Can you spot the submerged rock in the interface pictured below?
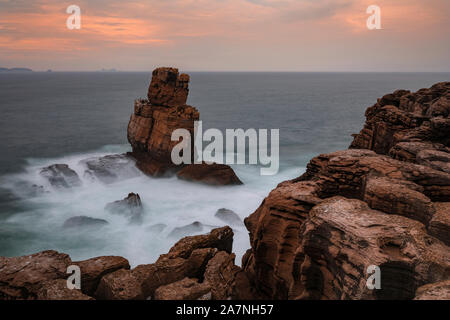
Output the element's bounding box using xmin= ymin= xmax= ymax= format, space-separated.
xmin=105 ymin=193 xmax=143 ymax=224
xmin=215 ymin=208 xmax=242 ymax=225
xmin=40 ymin=164 xmax=81 ymax=189
xmin=177 ymin=163 xmax=243 ymax=186
xmin=80 ymin=154 xmax=140 ymax=184
xmin=147 ymin=223 xmax=167 ymax=234
xmin=168 ymin=221 xmax=204 ymax=239
xmin=63 ymin=216 xmax=109 ymax=229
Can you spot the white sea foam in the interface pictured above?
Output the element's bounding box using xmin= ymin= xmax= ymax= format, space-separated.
xmin=1 ymin=144 xmax=304 ymax=267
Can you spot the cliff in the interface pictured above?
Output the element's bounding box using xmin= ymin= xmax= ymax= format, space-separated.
xmin=243 ymin=82 xmax=450 ymax=300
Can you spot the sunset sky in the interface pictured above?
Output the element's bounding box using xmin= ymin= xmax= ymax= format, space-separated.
xmin=0 ymin=0 xmax=449 ymax=71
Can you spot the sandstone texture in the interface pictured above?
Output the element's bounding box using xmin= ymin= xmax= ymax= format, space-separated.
xmin=243 ymin=82 xmax=450 ymax=300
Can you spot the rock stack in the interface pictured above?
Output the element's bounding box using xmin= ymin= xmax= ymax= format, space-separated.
xmin=127 ymin=67 xmax=199 ymax=176
xmin=242 ymin=82 xmax=450 ymax=300
xmin=127 ymin=67 xmax=242 ymax=185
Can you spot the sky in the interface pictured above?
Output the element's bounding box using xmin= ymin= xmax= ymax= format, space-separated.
xmin=0 ymin=0 xmax=449 ymax=71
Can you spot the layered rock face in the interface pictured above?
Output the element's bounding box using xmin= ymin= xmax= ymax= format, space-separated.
xmin=350 ymin=82 xmax=450 ymax=171
xmin=127 ymin=68 xmax=199 ymax=176
xmin=243 ymin=82 xmax=450 ymax=300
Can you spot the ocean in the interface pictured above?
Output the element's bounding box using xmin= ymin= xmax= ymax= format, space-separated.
xmin=0 ymin=72 xmax=449 ymax=266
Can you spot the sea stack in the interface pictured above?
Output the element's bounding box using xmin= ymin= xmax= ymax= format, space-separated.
xmin=127 ymin=67 xmax=199 ymax=176
xmin=127 ymin=67 xmax=243 ymax=186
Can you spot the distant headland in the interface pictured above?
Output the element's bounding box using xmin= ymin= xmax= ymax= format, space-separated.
xmin=0 ymin=67 xmax=33 ymax=73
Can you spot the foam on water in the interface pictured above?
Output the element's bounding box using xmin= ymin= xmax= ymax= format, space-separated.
xmin=0 ymin=144 xmax=304 ymax=267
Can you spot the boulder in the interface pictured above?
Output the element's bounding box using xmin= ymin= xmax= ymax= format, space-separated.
xmin=0 ymin=250 xmax=71 ymax=299
xmin=73 ymin=256 xmax=130 ymax=296
xmin=105 ymin=193 xmax=143 ymax=224
xmin=95 ymin=269 xmax=144 ymax=300
xmin=167 ymin=226 xmax=233 ymax=259
xmin=40 ymin=164 xmax=81 ymax=189
xmin=63 ymin=216 xmax=109 ymax=229
xmin=215 ymin=208 xmax=242 ymax=225
xmin=177 ymin=163 xmax=243 ymax=186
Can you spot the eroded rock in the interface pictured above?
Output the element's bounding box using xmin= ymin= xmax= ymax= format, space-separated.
xmin=0 ymin=250 xmax=71 ymax=299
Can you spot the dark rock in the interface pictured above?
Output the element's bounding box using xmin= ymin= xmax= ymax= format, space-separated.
xmin=63 ymin=216 xmax=109 ymax=229
xmin=80 ymin=154 xmax=140 ymax=184
xmin=215 ymin=208 xmax=242 ymax=225
xmin=177 ymin=163 xmax=243 ymax=186
xmin=40 ymin=164 xmax=81 ymax=189
xmin=105 ymin=193 xmax=143 ymax=224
